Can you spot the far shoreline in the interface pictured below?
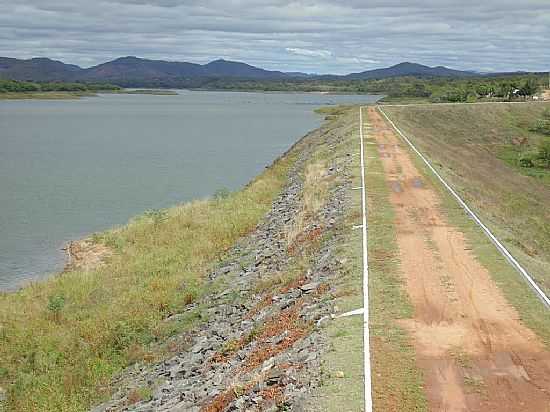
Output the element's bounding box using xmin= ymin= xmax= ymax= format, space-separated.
xmin=0 ymin=93 xmax=380 ymax=292
xmin=1 ymin=88 xmax=384 ymax=100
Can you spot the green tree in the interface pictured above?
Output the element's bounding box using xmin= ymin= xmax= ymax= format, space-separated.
xmin=519 ymin=78 xmax=539 ymax=97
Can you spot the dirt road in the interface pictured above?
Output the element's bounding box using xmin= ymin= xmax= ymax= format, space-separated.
xmin=367 ymin=106 xmax=550 ymax=411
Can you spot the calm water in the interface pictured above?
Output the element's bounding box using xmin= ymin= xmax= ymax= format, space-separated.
xmin=0 ymin=91 xmax=379 ymax=290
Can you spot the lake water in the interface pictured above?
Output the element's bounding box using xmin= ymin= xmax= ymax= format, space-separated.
xmin=0 ymin=90 xmax=380 ymax=290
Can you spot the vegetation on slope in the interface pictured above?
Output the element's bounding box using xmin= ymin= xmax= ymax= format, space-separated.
xmin=518 ymin=109 xmax=550 ymax=169
xmin=0 ymin=144 xmax=298 ymax=411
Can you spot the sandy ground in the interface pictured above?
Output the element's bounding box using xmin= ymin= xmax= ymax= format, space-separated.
xmin=367 ymin=107 xmax=550 ymax=411
xmin=65 ymin=238 xmax=111 ymax=271
xmin=544 ymin=90 xmax=550 ymax=101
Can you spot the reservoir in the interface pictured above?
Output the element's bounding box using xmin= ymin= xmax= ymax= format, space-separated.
xmin=0 ymin=91 xmax=380 ymax=290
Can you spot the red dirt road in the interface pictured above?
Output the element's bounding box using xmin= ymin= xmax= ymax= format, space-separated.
xmin=367 ymin=106 xmax=550 ymax=411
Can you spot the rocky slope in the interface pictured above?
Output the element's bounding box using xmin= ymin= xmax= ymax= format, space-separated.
xmin=90 ymin=109 xmax=357 ymax=412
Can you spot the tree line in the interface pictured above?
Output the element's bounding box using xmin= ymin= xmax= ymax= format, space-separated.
xmin=0 ymin=79 xmax=121 ymax=93
xmin=1 ymin=74 xmax=546 ymax=104
xmin=197 ymin=74 xmax=547 ymax=103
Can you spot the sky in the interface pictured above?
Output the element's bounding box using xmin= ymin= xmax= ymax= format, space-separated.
xmin=1 ymin=0 xmax=549 ymax=74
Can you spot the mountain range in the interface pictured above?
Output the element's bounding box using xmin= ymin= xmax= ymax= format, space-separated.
xmin=0 ymin=56 xmax=479 ymax=86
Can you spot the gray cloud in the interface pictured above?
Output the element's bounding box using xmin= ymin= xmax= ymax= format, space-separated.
xmin=2 ymin=0 xmax=549 ymax=73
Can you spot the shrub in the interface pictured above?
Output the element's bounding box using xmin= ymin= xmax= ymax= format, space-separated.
xmin=536 ymin=139 xmax=550 ymax=168
xmin=531 ymin=109 xmax=550 ymax=136
xmin=518 ymin=153 xmax=535 ymax=168
xmin=47 ymin=294 xmax=66 ymax=322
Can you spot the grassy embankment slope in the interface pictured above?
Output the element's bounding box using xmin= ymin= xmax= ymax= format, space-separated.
xmin=0 ymin=141 xmax=299 ymax=410
xmin=381 ymin=102 xmax=550 ymax=340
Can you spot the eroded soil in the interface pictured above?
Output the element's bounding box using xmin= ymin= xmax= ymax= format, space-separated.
xmin=65 ymin=238 xmax=112 ymax=271
xmin=367 ymin=106 xmax=550 ymax=412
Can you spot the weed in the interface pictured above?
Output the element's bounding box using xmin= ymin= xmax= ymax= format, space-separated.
xmin=46 ymin=294 xmax=65 ymax=323
xmin=463 ymin=376 xmax=486 ymax=395
xmin=143 ymin=209 xmax=168 ymax=226
xmin=213 ymin=188 xmax=231 ymax=200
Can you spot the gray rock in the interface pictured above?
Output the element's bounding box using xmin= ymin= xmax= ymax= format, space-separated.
xmin=266 ymin=368 xmax=284 ymax=385
xmin=300 ymin=282 xmax=320 ymax=293
xmin=190 ymin=337 xmax=206 ymax=353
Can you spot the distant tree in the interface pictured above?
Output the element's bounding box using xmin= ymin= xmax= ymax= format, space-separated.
xmin=518 ymin=78 xmax=539 ymax=97
xmin=475 ymin=83 xmax=494 ymax=97
xmin=495 ymin=82 xmax=515 ymax=100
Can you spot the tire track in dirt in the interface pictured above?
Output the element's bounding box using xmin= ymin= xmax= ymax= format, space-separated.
xmin=367 ymin=106 xmax=550 ymax=412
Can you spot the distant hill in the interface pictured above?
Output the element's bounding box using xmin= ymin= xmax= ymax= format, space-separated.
xmin=0 ymin=56 xmax=487 ymax=86
xmin=78 ymin=57 xmax=293 ymax=83
xmin=344 ymin=62 xmax=477 ymax=79
xmin=0 ymin=57 xmax=82 ymax=82
xmin=0 ymin=56 xmax=301 ymax=85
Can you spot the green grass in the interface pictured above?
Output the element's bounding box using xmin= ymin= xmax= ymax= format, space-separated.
xmin=498 ymin=144 xmax=550 ymax=183
xmin=0 ymin=142 xmax=300 ymax=411
xmin=313 ymin=108 xmax=365 ymax=411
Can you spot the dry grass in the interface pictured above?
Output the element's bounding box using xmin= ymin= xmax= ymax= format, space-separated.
xmin=286 ymin=161 xmax=332 ymax=248
xmin=0 ymin=144 xmax=299 ymax=411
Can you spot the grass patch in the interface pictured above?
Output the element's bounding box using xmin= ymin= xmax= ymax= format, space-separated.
xmin=463 ymin=376 xmax=486 ymax=395
xmin=0 ymin=139 xmax=300 ymax=411
xmin=286 ymin=160 xmax=333 ymax=248
xmin=314 ymin=108 xmax=365 ymax=411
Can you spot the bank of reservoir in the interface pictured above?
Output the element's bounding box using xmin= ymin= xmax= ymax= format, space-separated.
xmin=0 ymin=91 xmax=379 ymax=289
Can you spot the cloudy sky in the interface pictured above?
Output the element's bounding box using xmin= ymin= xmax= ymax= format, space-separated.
xmin=2 ymin=0 xmax=549 ymax=74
